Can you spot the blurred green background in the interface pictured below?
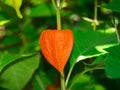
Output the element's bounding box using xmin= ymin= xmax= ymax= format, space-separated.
xmin=0 ymin=0 xmax=120 ymax=90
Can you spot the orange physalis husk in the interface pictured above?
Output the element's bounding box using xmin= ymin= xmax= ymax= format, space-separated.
xmin=40 ymin=29 xmax=74 ymax=75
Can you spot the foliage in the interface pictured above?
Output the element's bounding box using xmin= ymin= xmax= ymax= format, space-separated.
xmin=3 ymin=0 xmax=23 ymax=18
xmin=0 ymin=0 xmax=120 ymax=90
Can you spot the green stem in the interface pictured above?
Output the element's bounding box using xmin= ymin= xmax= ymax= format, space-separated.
xmin=52 ymin=0 xmax=61 ymax=30
xmin=56 ymin=0 xmax=61 ymax=30
xmin=52 ymin=0 xmax=57 ymax=9
xmin=65 ymin=62 xmax=75 ymax=87
xmin=68 ymin=67 xmax=104 ymax=90
xmin=112 ymin=12 xmax=120 ymax=44
xmin=60 ymin=74 xmax=66 ymax=90
xmin=93 ymin=0 xmax=98 ymax=30
xmin=80 ymin=67 xmax=104 ymax=75
xmin=35 ymin=74 xmax=46 ymax=90
xmin=56 ymin=9 xmax=61 ymax=30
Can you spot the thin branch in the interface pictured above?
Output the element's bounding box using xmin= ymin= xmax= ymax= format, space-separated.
xmin=65 ymin=61 xmax=76 ymax=87
xmin=93 ymin=0 xmax=98 ymax=30
xmin=35 ymin=74 xmax=46 ymax=90
xmin=68 ymin=67 xmax=104 ymax=90
xmin=112 ymin=12 xmax=120 ymax=44
xmin=52 ymin=0 xmax=57 ymax=10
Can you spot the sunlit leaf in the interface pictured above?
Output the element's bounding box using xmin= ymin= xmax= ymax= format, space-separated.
xmin=0 ymin=20 xmax=10 ymax=26
xmin=3 ymin=0 xmax=23 ymax=18
xmin=69 ymin=28 xmax=118 ymax=66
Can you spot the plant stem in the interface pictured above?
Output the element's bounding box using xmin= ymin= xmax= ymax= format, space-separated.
xmin=52 ymin=0 xmax=57 ymax=9
xmin=65 ymin=62 xmax=75 ymax=87
xmin=35 ymin=74 xmax=46 ymax=90
xmin=60 ymin=74 xmax=66 ymax=90
xmin=93 ymin=0 xmax=98 ymax=30
xmin=51 ymin=0 xmax=62 ymax=30
xmin=80 ymin=67 xmax=104 ymax=75
xmin=112 ymin=12 xmax=120 ymax=44
xmin=68 ymin=67 xmax=104 ymax=90
xmin=56 ymin=0 xmax=61 ymax=30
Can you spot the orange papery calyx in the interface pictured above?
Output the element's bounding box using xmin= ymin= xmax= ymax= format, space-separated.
xmin=40 ymin=29 xmax=74 ymax=75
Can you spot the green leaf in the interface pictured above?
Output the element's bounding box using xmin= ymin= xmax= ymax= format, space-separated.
xmin=69 ymin=74 xmax=91 ymax=89
xmin=70 ymin=28 xmax=118 ymax=66
xmin=103 ymin=0 xmax=120 ymax=12
xmin=69 ymin=74 xmax=106 ymax=90
xmin=3 ymin=0 xmax=23 ymax=18
xmin=84 ymin=55 xmax=106 ymax=72
xmin=105 ymin=45 xmax=120 ymax=78
xmin=0 ymin=53 xmax=35 ymax=72
xmin=29 ymin=3 xmax=55 ymax=17
xmin=0 ymin=53 xmax=40 ymax=90
xmin=91 ymin=55 xmax=106 ymax=65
